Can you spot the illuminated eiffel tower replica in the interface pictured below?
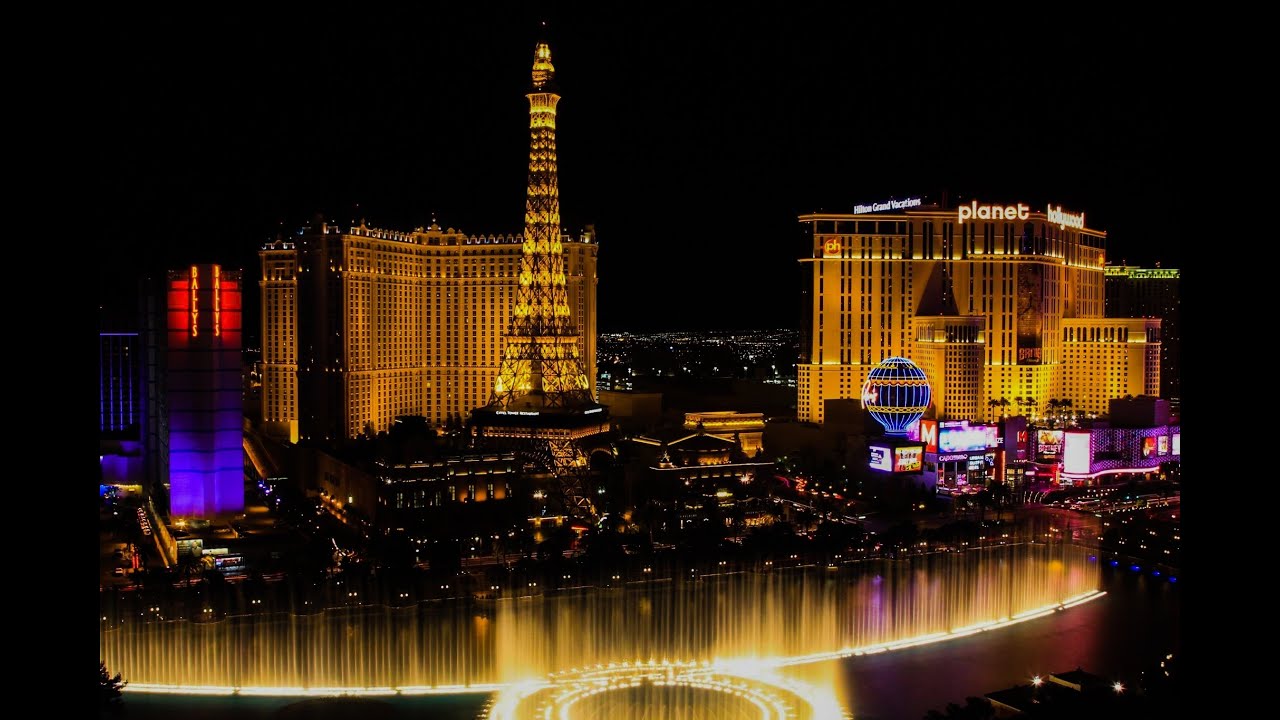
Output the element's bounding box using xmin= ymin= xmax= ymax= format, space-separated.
xmin=471 ymin=39 xmax=609 ymax=517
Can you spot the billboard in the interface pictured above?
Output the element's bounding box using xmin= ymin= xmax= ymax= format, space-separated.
xmin=1157 ymin=435 xmax=1169 ymax=456
xmin=939 ymin=421 xmax=997 ymax=453
xmin=1037 ymin=429 xmax=1064 ymax=456
xmin=1016 ymin=263 xmax=1044 ymax=365
xmin=869 ymin=446 xmax=892 ymax=472
xmin=213 ymin=554 xmax=245 ymax=575
xmin=176 ymin=539 xmax=204 ymax=558
xmin=1063 ymin=431 xmax=1091 ymax=474
xmin=1172 ymin=432 xmax=1180 ymax=456
xmin=1002 ymin=417 xmax=1028 ymax=461
xmin=1142 ymin=437 xmax=1158 ymax=459
xmin=894 ymin=446 xmax=923 ymax=473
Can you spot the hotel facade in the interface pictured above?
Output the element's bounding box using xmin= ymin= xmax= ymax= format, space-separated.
xmin=166 ymin=264 xmax=244 ymax=518
xmin=1105 ymin=265 xmax=1179 ymax=402
xmin=259 ymin=221 xmax=597 ymax=442
xmin=798 ymin=199 xmax=1160 ymax=424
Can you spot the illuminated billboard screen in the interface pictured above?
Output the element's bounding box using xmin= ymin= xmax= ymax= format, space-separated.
xmin=1016 ymin=263 xmax=1044 ymax=365
xmin=1142 ymin=437 xmax=1158 ymax=459
xmin=214 ymin=554 xmax=245 ymax=575
xmin=1037 ymin=429 xmax=1064 ymax=456
xmin=894 ymin=446 xmax=923 ymax=473
xmin=939 ymin=421 xmax=996 ymax=453
xmin=869 ymin=446 xmax=892 ymax=472
xmin=1172 ymin=432 xmax=1180 ymax=455
xmin=1063 ymin=432 xmax=1091 ymax=475
xmin=1158 ymin=435 xmax=1169 ymax=456
xmin=176 ymin=539 xmax=203 ymax=558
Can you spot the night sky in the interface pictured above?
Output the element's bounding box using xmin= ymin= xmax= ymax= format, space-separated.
xmin=102 ymin=6 xmax=1177 ymax=338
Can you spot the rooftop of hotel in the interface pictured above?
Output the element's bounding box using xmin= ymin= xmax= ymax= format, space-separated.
xmin=799 ymin=199 xmax=1106 ymax=236
xmin=262 ymin=220 xmax=596 ymax=250
xmin=1104 ymin=265 xmax=1180 ymax=278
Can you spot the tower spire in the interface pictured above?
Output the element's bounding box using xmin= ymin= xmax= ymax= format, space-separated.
xmin=531 ymin=25 xmax=555 ymax=91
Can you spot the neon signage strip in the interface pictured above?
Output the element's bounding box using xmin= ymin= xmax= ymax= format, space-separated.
xmin=1059 ymin=466 xmax=1174 ymax=480
xmin=958 ymin=202 xmax=1029 ymax=223
xmin=189 ymin=265 xmax=198 ymax=337
xmin=213 ymin=265 xmax=221 ymax=337
xmin=854 ymin=197 xmax=922 ymax=214
xmin=122 ymin=590 xmax=1106 ymax=697
xmin=1047 ymin=204 xmax=1084 ymax=230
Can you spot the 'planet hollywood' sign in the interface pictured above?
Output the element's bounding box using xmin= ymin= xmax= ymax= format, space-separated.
xmin=854 ymin=197 xmax=923 ymax=214
xmin=1046 ymin=204 xmax=1085 ymax=230
xmin=957 ymin=201 xmax=1086 ymax=230
xmin=958 ymin=202 xmax=1030 ymax=224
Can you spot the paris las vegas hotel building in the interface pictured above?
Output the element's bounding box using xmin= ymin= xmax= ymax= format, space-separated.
xmin=798 ymin=198 xmax=1161 ymax=425
xmin=259 ymin=221 xmax=597 ymax=442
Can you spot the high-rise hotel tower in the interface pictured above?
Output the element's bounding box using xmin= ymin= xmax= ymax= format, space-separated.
xmin=1105 ymin=265 xmax=1179 ymax=402
xmin=798 ymin=199 xmax=1160 ymax=424
xmin=167 ymin=264 xmax=244 ymax=517
xmin=260 ymin=222 xmax=597 ymax=443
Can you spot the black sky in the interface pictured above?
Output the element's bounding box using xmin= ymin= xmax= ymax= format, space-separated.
xmin=101 ymin=5 xmax=1178 ymax=338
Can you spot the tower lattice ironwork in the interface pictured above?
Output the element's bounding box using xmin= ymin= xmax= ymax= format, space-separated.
xmin=490 ymin=41 xmax=594 ymax=410
xmin=473 ymin=40 xmax=608 ymax=517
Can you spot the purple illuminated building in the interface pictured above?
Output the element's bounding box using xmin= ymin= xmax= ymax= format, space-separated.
xmin=100 ymin=331 xmax=143 ymax=486
xmin=100 ymin=332 xmax=140 ymax=435
xmin=166 ymin=264 xmax=244 ymax=517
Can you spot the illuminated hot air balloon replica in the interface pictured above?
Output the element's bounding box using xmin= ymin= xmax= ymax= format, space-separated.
xmin=860 ymin=356 xmax=931 ymax=436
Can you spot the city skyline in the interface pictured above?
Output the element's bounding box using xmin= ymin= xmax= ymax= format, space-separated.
xmin=98 ymin=10 xmax=1182 ymax=718
xmin=100 ymin=7 xmax=1178 ymax=334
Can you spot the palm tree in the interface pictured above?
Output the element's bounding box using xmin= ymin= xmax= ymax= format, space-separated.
xmin=1014 ymin=396 xmax=1035 ymax=419
xmin=987 ymin=398 xmax=1005 ymax=421
xmin=100 ymin=661 xmax=126 ymax=711
xmin=1046 ymin=399 xmax=1061 ymax=427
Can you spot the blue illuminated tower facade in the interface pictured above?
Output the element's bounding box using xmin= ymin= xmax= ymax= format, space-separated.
xmin=166 ymin=264 xmax=244 ymax=518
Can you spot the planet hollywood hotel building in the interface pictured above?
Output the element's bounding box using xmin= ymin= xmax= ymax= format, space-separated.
xmin=798 ymin=198 xmax=1161 ymax=425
